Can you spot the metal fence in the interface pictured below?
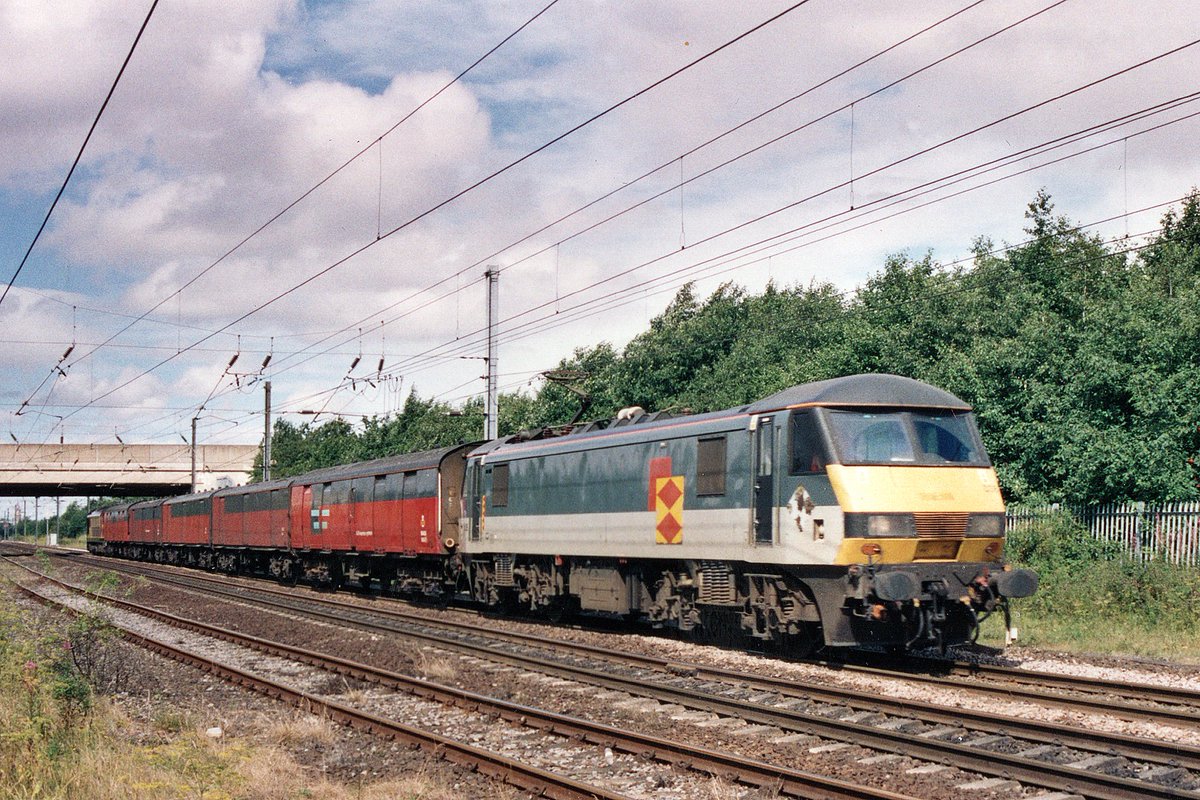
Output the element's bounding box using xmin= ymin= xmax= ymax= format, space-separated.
xmin=1006 ymin=502 xmax=1200 ymax=566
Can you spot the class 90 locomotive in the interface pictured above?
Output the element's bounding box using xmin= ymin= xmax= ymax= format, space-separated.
xmin=90 ymin=373 xmax=1037 ymax=653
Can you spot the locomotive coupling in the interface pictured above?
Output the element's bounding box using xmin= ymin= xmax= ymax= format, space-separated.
xmin=991 ymin=567 xmax=1038 ymax=598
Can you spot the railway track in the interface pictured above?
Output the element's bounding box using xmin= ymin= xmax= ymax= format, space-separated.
xmin=1 ymin=554 xmax=917 ymax=800
xmin=819 ymin=652 xmax=1200 ymax=728
xmin=22 ymin=548 xmax=1200 ymax=800
xmin=42 ymin=543 xmax=1200 ymax=726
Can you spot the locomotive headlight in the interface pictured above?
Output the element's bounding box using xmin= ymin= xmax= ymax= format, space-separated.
xmin=966 ymin=513 xmax=1004 ymax=537
xmin=846 ymin=513 xmax=916 ymax=537
xmin=867 ymin=514 xmax=915 ymax=537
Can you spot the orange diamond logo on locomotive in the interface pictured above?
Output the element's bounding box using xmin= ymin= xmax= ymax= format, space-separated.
xmin=656 ymin=478 xmax=682 ymax=508
xmin=654 ymin=475 xmax=684 ymax=545
xmin=656 ymin=512 xmax=682 ymax=543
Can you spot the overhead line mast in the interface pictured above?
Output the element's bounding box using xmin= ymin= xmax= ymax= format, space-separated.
xmin=485 ymin=267 xmax=499 ymax=441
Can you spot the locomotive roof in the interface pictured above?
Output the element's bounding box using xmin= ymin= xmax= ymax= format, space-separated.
xmin=296 ymin=442 xmax=476 ymax=484
xmin=472 ymin=373 xmax=970 ymax=460
xmin=746 ymin=373 xmax=971 ymax=413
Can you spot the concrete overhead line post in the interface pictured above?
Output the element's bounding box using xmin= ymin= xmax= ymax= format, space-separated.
xmin=485 ymin=266 xmax=499 ymax=441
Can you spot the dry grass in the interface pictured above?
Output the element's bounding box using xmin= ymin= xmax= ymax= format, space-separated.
xmin=342 ymin=687 xmax=371 ymax=705
xmin=32 ymin=706 xmax=481 ymax=800
xmin=264 ymin=713 xmax=338 ymax=748
xmin=151 ymin=708 xmax=193 ymax=734
xmin=702 ymin=777 xmax=743 ymax=799
xmin=407 ymin=646 xmax=460 ymax=683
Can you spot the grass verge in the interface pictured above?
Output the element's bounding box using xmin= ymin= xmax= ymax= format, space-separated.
xmin=977 ymin=515 xmax=1200 ymax=661
xmin=0 ymin=587 xmax=469 ymax=799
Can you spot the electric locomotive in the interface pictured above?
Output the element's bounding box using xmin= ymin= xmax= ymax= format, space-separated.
xmin=459 ymin=373 xmax=1037 ymax=651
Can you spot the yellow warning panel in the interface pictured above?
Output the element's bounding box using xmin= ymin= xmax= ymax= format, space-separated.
xmin=655 ymin=475 xmax=684 ymax=544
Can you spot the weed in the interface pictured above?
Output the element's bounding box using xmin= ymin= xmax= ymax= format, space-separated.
xmin=82 ymin=569 xmax=123 ymax=597
xmin=64 ymin=605 xmax=130 ymax=694
xmin=267 ymin=714 xmax=337 ymax=748
xmin=406 ymin=646 xmax=459 ymax=683
xmin=152 ymin=709 xmax=191 ymax=734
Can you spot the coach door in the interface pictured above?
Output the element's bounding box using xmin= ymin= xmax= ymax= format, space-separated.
xmin=752 ymin=415 xmax=776 ymax=545
xmin=351 ymin=477 xmax=375 ymax=551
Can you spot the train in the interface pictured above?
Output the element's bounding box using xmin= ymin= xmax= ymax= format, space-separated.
xmin=88 ymin=373 xmax=1038 ymax=653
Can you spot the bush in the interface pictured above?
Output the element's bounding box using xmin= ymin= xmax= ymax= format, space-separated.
xmin=1005 ymin=513 xmax=1122 ymax=572
xmin=1002 ymin=514 xmax=1200 ymax=653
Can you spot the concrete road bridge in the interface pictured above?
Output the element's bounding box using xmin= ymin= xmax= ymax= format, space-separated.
xmin=0 ymin=443 xmax=258 ymax=497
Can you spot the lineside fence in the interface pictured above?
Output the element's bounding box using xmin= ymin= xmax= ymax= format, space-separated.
xmin=1006 ymin=502 xmax=1200 ymax=567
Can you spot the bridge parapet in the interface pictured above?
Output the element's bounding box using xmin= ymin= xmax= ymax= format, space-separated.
xmin=0 ymin=443 xmax=258 ymax=497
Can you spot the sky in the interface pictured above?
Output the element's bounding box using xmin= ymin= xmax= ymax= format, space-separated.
xmin=1 ymin=0 xmax=1198 ymax=494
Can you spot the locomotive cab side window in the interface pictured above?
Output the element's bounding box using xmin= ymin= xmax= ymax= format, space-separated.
xmin=492 ymin=463 xmax=510 ymax=507
xmin=789 ymin=410 xmax=829 ymax=474
xmin=696 ymin=436 xmax=727 ymax=496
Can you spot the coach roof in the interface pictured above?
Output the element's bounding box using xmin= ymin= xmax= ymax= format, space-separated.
xmin=296 ymin=443 xmax=475 ymax=485
xmin=747 ymin=373 xmax=971 ymax=413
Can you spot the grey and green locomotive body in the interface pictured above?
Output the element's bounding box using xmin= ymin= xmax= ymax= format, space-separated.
xmin=459 ymin=374 xmax=1036 ymax=651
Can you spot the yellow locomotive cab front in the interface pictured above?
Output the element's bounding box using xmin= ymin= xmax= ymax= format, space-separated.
xmin=829 ymin=464 xmax=1006 ymax=565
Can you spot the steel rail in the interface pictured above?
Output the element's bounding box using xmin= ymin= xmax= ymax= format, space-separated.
xmin=37 ymin=552 xmax=1199 ymax=800
xmin=1 ymin=557 xmax=917 ymax=800
xmin=876 ymin=653 xmax=1200 ymax=709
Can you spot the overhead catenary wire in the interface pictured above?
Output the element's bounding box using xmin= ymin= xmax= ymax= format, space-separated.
xmin=350 ymin=69 xmax=1200 ymax=383
xmin=45 ymin=1 xmax=815 ymax=439
xmin=4 ymin=0 xmax=570 ymax=456
xmin=28 ymin=73 xmax=1200 ymax=450
xmin=95 ymin=86 xmax=1200 ymax=445
xmin=111 ymin=205 xmax=1180 ymax=449
xmin=35 ymin=1 xmax=825 ymax=450
xmin=211 ymin=185 xmax=1188 ymax=442
xmin=250 ymin=0 xmax=1014 ymax=381
xmin=14 ymin=9 xmax=1195 ymax=450
xmin=0 ymin=0 xmax=160 ymax=312
xmin=13 ymin=0 xmax=990 ymax=354
xmin=219 ymin=0 xmax=1121 ymax=404
xmin=419 ymin=227 xmax=1171 ymax=419
xmin=226 ymin=2 xmax=1066 ymax=401
xmin=184 ymin=216 xmax=1171 ymax=450
xmin=57 ymin=0 xmax=566 ymax=377
xmin=53 ymin=0 xmax=813 ymax=425
xmin=13 ymin=0 xmax=1033 ymax=432
xmin=465 ymin=99 xmax=1200 ymax=360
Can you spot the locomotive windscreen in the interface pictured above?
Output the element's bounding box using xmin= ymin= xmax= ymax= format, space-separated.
xmin=822 ymin=409 xmax=989 ymax=466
